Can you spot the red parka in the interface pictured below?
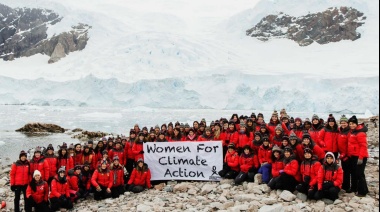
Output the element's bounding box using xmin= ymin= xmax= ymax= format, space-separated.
xmin=29 ymin=156 xmax=50 ymax=181
xmin=347 ymin=124 xmax=369 ymax=159
xmin=319 ymin=126 xmax=339 ymax=152
xmin=26 ymin=180 xmax=48 ymax=203
xmin=225 ymin=130 xmax=239 ymax=146
xmin=289 ymin=143 xmax=302 ymax=162
xmin=224 ymin=150 xmax=240 ymax=172
xmin=125 ymin=140 xmax=135 ymax=160
xmin=337 ymin=127 xmax=350 ymax=160
xmin=237 ymin=132 xmax=253 ymax=149
xmin=127 ymin=167 xmax=151 ymax=188
xmin=57 ymin=156 xmax=74 ymax=175
xmin=220 ymin=130 xmax=227 ymax=146
xmin=81 ymin=152 xmax=95 ymax=170
xmin=317 ymin=160 xmax=343 ymax=190
xmin=109 ymin=148 xmax=127 ymax=166
xmin=80 ymin=170 xmax=92 ymax=190
xmin=110 ymin=165 xmax=125 ymax=187
xmin=271 ymin=133 xmax=283 ymax=147
xmin=132 ymin=141 xmax=144 ymax=161
xmin=239 ymin=153 xmax=259 ymax=173
xmin=283 ymin=155 xmax=301 ymax=182
xmin=91 ymin=168 xmax=113 ymax=189
xmin=291 ymin=125 xmax=304 ymax=139
xmin=271 ymin=156 xmax=284 ymax=178
xmin=10 ymin=160 xmax=30 ymax=186
xmin=44 ymin=154 xmax=58 ymax=179
xmin=94 ymin=150 xmax=104 ymax=166
xmin=73 ymin=151 xmax=83 ymax=166
xmin=251 ymin=140 xmax=262 ymax=155
xmin=308 ymin=124 xmax=324 ymax=147
xmin=67 ymin=172 xmax=80 ymax=192
xmin=258 ymin=145 xmax=272 ymax=164
xmin=300 ymin=156 xmax=321 ymax=187
xmin=50 ymin=176 xmax=70 ymax=198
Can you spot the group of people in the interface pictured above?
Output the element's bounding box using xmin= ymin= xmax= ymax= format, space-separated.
xmin=216 ymin=110 xmax=369 ymax=202
xmin=9 ymin=109 xmax=370 ymax=211
xmin=10 ymin=141 xmax=151 ymax=212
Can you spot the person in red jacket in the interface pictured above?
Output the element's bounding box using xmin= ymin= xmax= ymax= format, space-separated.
xmin=57 ymin=143 xmax=74 ymax=175
xmin=268 ymin=147 xmax=299 ymax=192
xmin=237 ymin=122 xmax=253 ymax=154
xmin=246 ymin=118 xmax=256 ymax=134
xmin=170 ymin=127 xmax=183 ymax=141
xmin=73 ymin=143 xmax=83 ymax=166
xmin=296 ymin=148 xmax=321 ymax=199
xmin=296 ymin=133 xmax=325 ymax=163
xmin=271 ymin=125 xmax=285 ymax=147
xmin=235 ymin=145 xmax=259 ymax=184
xmin=218 ymin=143 xmax=240 ymax=179
xmin=125 ymin=130 xmax=137 ymax=179
xmin=337 ymin=115 xmax=350 ymax=192
xmin=132 ymin=133 xmax=146 ymax=161
xmin=309 ymin=114 xmax=324 ymax=146
xmin=279 ymin=135 xmax=290 ymax=150
xmin=91 ymin=160 xmax=112 ymax=200
xmin=156 ymin=131 xmax=169 ymax=142
xmin=289 ymin=132 xmax=302 ymax=162
xmin=230 ymin=114 xmax=240 ymax=131
xmin=220 ymin=121 xmax=229 ymax=157
xmin=257 ymin=137 xmax=272 ymax=184
xmin=79 ymin=162 xmax=92 ymax=198
xmin=183 ymin=128 xmax=198 ymax=141
xmin=184 ymin=123 xmax=191 ymax=136
xmin=347 ymin=115 xmax=369 ymax=197
xmin=268 ymin=145 xmax=284 ymax=189
xmin=93 ymin=140 xmax=105 ymax=166
xmin=148 ymin=128 xmax=157 ymax=142
xmin=197 ymin=122 xmax=206 ymax=137
xmin=303 ymin=118 xmax=312 ymax=131
xmin=314 ymin=152 xmax=343 ymax=201
xmin=109 ymin=140 xmax=127 ymax=166
xmin=29 ymin=147 xmax=50 ymax=182
xmin=319 ymin=114 xmax=339 ymax=157
xmin=255 ymin=113 xmax=264 ymax=132
xmin=213 ymin=121 xmax=222 ymax=141
xmin=225 ymin=120 xmax=239 ymax=147
xmin=127 ymin=158 xmax=152 ymax=193
xmin=267 ymin=110 xmax=289 ymax=139
xmin=291 ymin=117 xmax=304 ymax=139
xmin=198 ymin=127 xmax=214 ymax=141
xmin=110 ymin=156 xmax=125 ymax=198
xmin=44 ymin=144 xmax=58 ymax=185
xmin=252 ymin=132 xmax=262 ymax=155
xmin=107 ymin=138 xmax=115 ymax=151
xmin=142 ymin=126 xmax=149 ymax=138
xmin=96 ymin=150 xmax=111 ymax=169
xmin=25 ymin=170 xmax=49 ymax=212
xmin=259 ymin=123 xmax=270 ymax=138
xmin=10 ymin=150 xmax=30 ymax=212
xmin=81 ymin=146 xmax=95 ymax=171
xmin=67 ymin=165 xmax=83 ymax=202
xmin=49 ymin=167 xmax=73 ymax=211
xmin=166 ymin=122 xmax=174 ymax=140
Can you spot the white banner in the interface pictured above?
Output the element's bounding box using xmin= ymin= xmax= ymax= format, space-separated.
xmin=143 ymin=141 xmax=223 ymax=181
